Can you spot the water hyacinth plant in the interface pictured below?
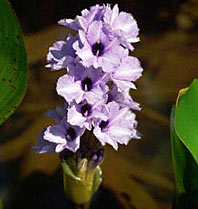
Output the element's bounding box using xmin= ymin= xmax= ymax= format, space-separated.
xmin=34 ymin=3 xmax=143 ymax=206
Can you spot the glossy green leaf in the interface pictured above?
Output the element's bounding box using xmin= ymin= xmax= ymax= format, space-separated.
xmin=0 ymin=0 xmax=28 ymax=125
xmin=170 ymin=79 xmax=198 ymax=208
xmin=175 ymin=79 xmax=198 ymax=164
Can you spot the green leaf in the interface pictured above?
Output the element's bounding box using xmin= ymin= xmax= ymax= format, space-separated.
xmin=170 ymin=79 xmax=198 ymax=208
xmin=0 ymin=0 xmax=28 ymax=125
xmin=175 ymin=79 xmax=198 ymax=164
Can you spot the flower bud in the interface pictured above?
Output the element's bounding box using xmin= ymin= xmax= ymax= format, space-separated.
xmin=62 ymin=160 xmax=102 ymax=205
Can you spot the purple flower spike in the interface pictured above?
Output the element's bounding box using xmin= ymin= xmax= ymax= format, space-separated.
xmin=37 ymin=3 xmax=143 ymax=155
xmin=93 ymin=102 xmax=139 ymax=150
xmin=44 ymin=119 xmax=84 ymax=152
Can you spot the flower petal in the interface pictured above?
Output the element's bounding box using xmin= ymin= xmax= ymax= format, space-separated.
xmin=44 ymin=125 xmax=66 ymax=144
xmin=67 ymin=105 xmax=86 ymax=127
xmin=56 ymin=74 xmax=84 ymax=104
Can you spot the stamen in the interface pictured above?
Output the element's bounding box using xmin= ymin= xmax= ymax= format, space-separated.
xmin=99 ymin=120 xmax=109 ymax=131
xmin=81 ymin=77 xmax=92 ymax=91
xmin=81 ymin=104 xmax=91 ymax=116
xmin=92 ymin=40 xmax=104 ymax=56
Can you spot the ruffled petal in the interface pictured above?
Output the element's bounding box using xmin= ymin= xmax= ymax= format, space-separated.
xmin=56 ymin=74 xmax=84 ymax=104
xmin=44 ymin=125 xmax=66 ymax=144
xmin=67 ymin=105 xmax=87 ymax=128
xmin=93 ymin=126 xmax=118 ymax=150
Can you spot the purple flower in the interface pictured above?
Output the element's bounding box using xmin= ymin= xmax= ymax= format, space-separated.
xmin=46 ymin=35 xmax=77 ymax=71
xmin=34 ymin=105 xmax=85 ymax=153
xmin=56 ymin=63 xmax=108 ymax=104
xmin=67 ymin=101 xmax=108 ymax=130
xmin=43 ymin=118 xmax=84 ymax=152
xmin=73 ymin=20 xmax=128 ymax=72
xmin=93 ymin=102 xmax=139 ymax=150
xmin=103 ymin=4 xmax=139 ymax=50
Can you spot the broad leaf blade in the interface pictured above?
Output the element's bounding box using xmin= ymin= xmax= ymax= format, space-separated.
xmin=0 ymin=0 xmax=28 ymax=125
xmin=171 ymin=105 xmax=198 ymax=208
xmin=171 ymin=80 xmax=198 ymax=208
xmin=175 ymin=79 xmax=198 ymax=164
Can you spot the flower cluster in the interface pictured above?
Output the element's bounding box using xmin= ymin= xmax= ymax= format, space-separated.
xmin=35 ymin=4 xmax=143 ymax=156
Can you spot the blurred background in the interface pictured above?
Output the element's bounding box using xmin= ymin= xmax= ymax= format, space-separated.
xmin=0 ymin=0 xmax=198 ymax=208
